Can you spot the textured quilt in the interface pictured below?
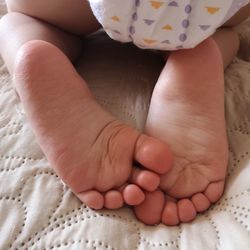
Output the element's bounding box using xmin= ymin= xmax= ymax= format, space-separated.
xmin=0 ymin=1 xmax=250 ymax=249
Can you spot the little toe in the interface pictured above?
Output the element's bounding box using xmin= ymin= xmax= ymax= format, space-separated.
xmin=77 ymin=190 xmax=104 ymax=210
xmin=134 ymin=134 xmax=173 ymax=174
xmin=204 ymin=181 xmax=225 ymax=203
xmin=177 ymin=199 xmax=197 ymax=223
xmin=104 ymin=190 xmax=124 ymax=209
xmin=130 ymin=168 xmax=160 ymax=191
xmin=134 ymin=190 xmax=165 ymax=225
xmin=123 ymin=184 xmax=145 ymax=205
xmin=191 ymin=193 xmax=210 ymax=212
xmin=161 ymin=200 xmax=179 ymax=226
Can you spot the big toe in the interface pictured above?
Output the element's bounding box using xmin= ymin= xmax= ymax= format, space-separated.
xmin=134 ymin=134 xmax=173 ymax=174
xmin=134 ymin=190 xmax=165 ymax=225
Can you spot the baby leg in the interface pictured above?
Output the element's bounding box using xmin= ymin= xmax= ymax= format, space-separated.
xmin=0 ymin=0 xmax=173 ymax=210
xmin=135 ymin=7 xmax=250 ymax=224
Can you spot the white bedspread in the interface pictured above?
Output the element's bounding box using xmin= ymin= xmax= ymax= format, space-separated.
xmin=0 ymin=1 xmax=250 ymax=249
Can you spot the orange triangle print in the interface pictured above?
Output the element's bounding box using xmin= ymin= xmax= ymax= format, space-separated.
xmin=162 ymin=24 xmax=173 ymax=30
xmin=143 ymin=39 xmax=157 ymax=45
xmin=151 ymin=1 xmax=164 ymax=9
xmin=205 ymin=6 xmax=220 ymax=14
xmin=111 ymin=16 xmax=120 ymax=22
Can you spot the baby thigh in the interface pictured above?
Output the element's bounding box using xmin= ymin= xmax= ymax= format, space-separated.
xmin=1 ymin=0 xmax=100 ymax=72
xmin=5 ymin=0 xmax=100 ymax=35
xmin=223 ymin=3 xmax=250 ymax=27
xmin=212 ymin=3 xmax=250 ymax=68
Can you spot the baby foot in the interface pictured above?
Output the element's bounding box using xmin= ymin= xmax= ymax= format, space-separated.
xmin=134 ymin=39 xmax=228 ymax=225
xmin=14 ymin=41 xmax=173 ymax=210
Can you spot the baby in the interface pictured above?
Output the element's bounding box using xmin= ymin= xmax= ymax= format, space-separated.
xmin=0 ymin=0 xmax=249 ymax=226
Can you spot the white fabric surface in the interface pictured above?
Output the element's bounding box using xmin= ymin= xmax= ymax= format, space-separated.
xmin=89 ymin=0 xmax=250 ymax=50
xmin=0 ymin=1 xmax=250 ymax=249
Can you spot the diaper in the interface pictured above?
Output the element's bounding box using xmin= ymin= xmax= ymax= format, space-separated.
xmin=89 ymin=0 xmax=250 ymax=50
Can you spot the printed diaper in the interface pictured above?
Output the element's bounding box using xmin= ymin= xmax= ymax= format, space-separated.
xmin=89 ymin=0 xmax=250 ymax=50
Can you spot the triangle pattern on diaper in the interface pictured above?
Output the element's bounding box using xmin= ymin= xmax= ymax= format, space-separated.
xmin=200 ymin=25 xmax=211 ymax=30
xmin=205 ymin=7 xmax=220 ymax=14
xmin=111 ymin=16 xmax=120 ymax=22
xmin=143 ymin=39 xmax=157 ymax=44
xmin=162 ymin=24 xmax=173 ymax=30
xmin=168 ymin=1 xmax=179 ymax=7
xmin=150 ymin=1 xmax=164 ymax=9
xmin=144 ymin=19 xmax=155 ymax=25
xmin=162 ymin=40 xmax=170 ymax=44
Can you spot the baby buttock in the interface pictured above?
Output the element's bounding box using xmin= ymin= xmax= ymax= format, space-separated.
xmin=89 ymin=0 xmax=250 ymax=50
